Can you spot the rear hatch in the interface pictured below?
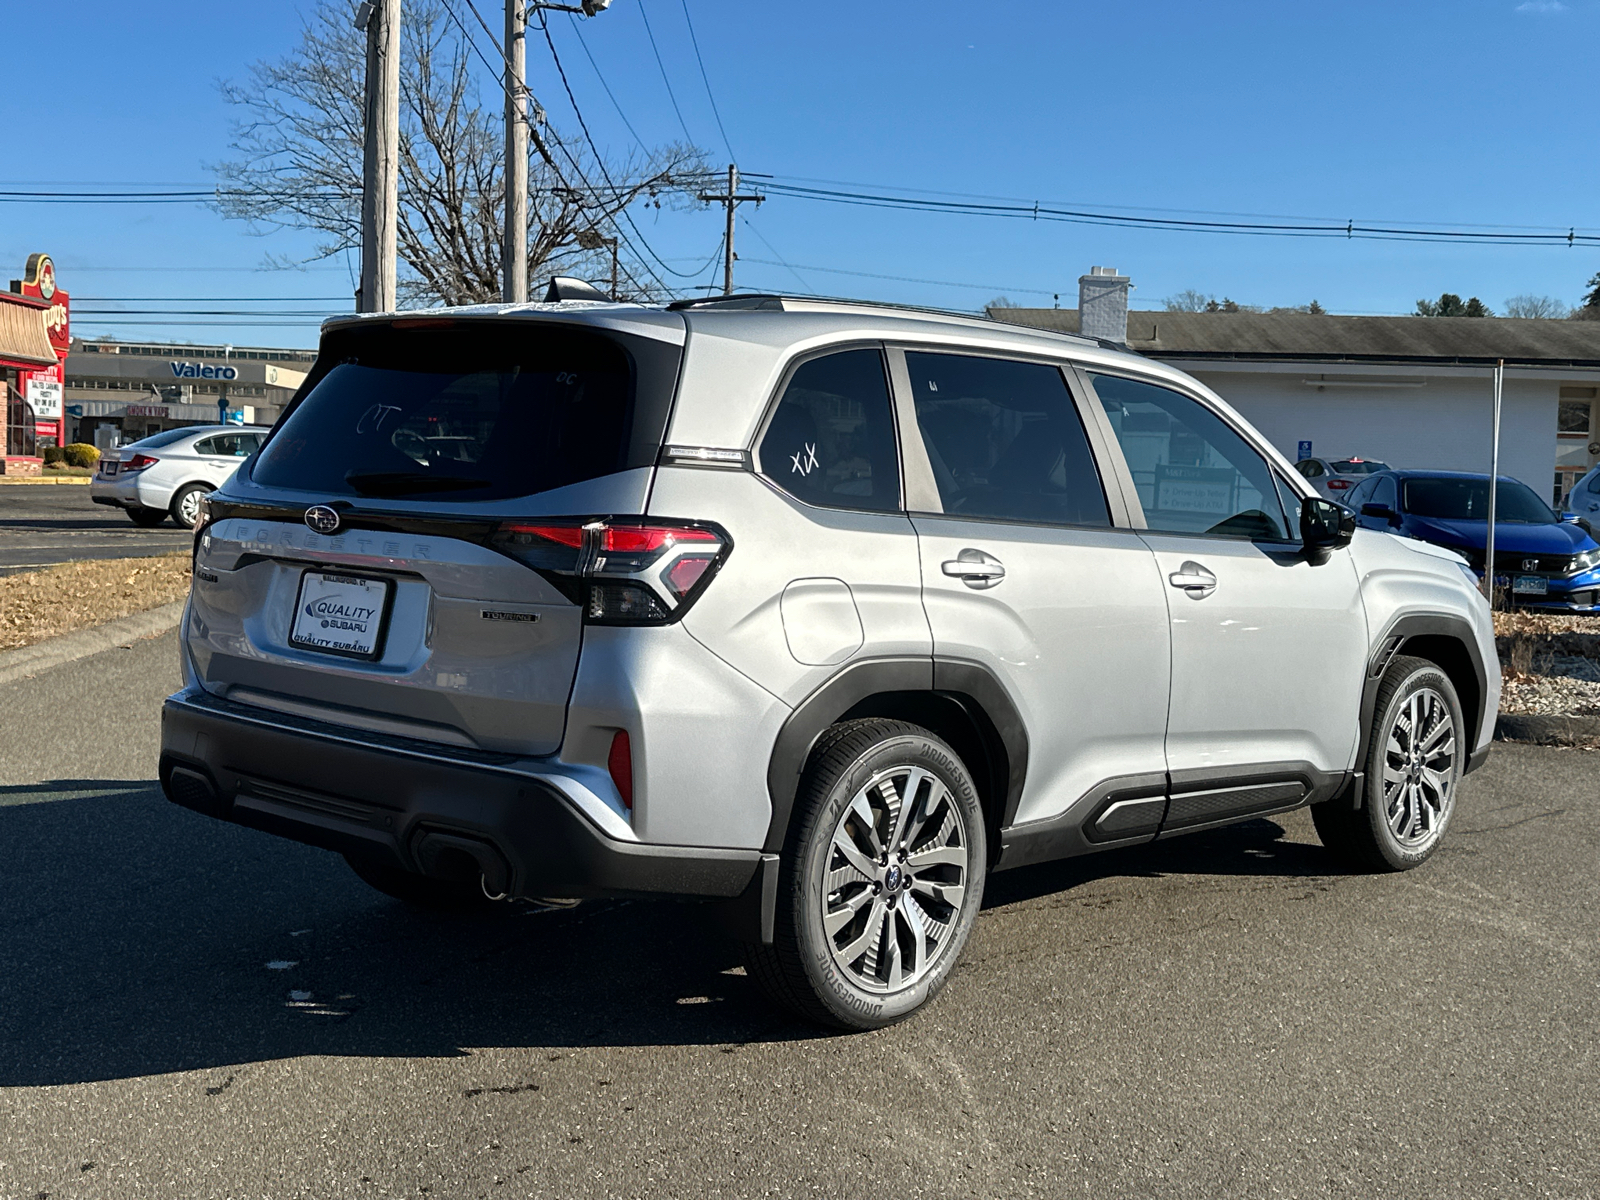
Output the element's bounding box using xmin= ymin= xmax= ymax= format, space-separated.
xmin=187 ymin=313 xmax=684 ymax=755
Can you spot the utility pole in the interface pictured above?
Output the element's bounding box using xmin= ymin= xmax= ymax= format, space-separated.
xmin=698 ymin=164 xmax=763 ymax=295
xmin=357 ymin=0 xmax=400 ymax=313
xmin=503 ymin=0 xmax=529 ymax=303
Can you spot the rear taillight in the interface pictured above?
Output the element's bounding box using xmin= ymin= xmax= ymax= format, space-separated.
xmin=607 ymin=730 xmax=633 ymax=809
xmin=1327 ymin=478 xmax=1351 ymax=491
xmin=491 ymin=518 xmax=731 ymax=625
xmin=124 ymin=453 xmax=160 ymax=472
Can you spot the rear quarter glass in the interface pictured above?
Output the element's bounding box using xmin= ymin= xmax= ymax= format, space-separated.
xmin=249 ymin=320 xmax=682 ymax=502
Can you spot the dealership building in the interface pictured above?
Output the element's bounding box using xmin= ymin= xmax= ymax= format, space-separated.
xmin=994 ymin=273 xmax=1600 ymax=506
xmin=64 ymin=338 xmax=312 ymax=447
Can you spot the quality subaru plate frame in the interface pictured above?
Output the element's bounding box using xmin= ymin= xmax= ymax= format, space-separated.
xmin=287 ymin=569 xmax=397 ymax=662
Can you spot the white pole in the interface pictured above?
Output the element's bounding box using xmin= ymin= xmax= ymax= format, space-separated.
xmin=1485 ymin=359 xmax=1503 ymax=605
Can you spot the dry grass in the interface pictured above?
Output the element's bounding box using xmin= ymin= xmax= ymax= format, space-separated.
xmin=0 ymin=553 xmax=191 ymax=652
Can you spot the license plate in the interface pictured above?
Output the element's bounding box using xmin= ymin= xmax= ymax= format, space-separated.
xmin=102 ymin=462 xmax=118 ymax=476
xmin=289 ymin=571 xmax=392 ymax=659
xmin=1513 ymin=575 xmax=1548 ymax=595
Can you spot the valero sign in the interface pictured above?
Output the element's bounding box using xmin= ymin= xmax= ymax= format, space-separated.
xmin=171 ymin=361 xmax=239 ymax=380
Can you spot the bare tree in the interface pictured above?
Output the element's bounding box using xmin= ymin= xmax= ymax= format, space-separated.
xmin=1164 ymin=289 xmax=1213 ymax=312
xmin=1502 ymin=294 xmax=1569 ymax=319
xmin=212 ymin=0 xmax=706 ymax=305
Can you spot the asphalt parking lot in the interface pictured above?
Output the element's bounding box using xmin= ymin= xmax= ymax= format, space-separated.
xmin=1 ymin=632 xmax=1596 ymax=1200
xmin=0 ymin=484 xmax=191 ymax=576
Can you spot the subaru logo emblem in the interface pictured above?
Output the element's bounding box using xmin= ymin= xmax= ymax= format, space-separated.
xmin=305 ymin=505 xmax=341 ymax=535
xmin=1522 ymin=558 xmax=1538 ymax=572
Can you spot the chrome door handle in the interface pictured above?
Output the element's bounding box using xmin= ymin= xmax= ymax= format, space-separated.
xmin=942 ymin=548 xmax=1006 ymax=589
xmin=1168 ymin=560 xmax=1216 ymax=599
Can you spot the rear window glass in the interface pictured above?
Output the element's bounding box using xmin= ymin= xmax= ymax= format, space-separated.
xmin=128 ymin=428 xmax=197 ymax=450
xmin=1330 ymin=459 xmax=1389 ymax=475
xmin=251 ymin=321 xmax=680 ymax=501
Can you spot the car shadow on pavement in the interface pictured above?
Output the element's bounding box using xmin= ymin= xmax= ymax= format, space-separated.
xmin=0 ymin=780 xmax=1342 ymax=1088
xmin=982 ymin=815 xmax=1340 ymax=910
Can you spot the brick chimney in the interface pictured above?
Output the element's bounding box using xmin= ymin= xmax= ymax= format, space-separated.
xmin=1079 ymin=266 xmax=1130 ymax=343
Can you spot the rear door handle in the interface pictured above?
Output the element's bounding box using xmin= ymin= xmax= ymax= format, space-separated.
xmin=942 ymin=548 xmax=1006 ymax=589
xmin=1168 ymin=560 xmax=1217 ymax=599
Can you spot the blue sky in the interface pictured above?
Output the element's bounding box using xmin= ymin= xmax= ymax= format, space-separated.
xmin=2 ymin=0 xmax=1597 ymax=347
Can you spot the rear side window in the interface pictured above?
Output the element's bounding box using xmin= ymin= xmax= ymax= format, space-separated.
xmin=197 ymin=433 xmax=254 ymax=457
xmin=757 ymin=348 xmax=901 ymax=512
xmin=906 ymin=352 xmax=1108 ymax=526
xmin=251 ymin=321 xmax=680 ymax=501
xmin=1088 ymin=373 xmax=1289 ymax=540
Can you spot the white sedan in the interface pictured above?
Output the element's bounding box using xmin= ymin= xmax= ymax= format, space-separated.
xmin=90 ymin=426 xmax=270 ymax=529
xmin=1294 ymin=455 xmax=1391 ymax=502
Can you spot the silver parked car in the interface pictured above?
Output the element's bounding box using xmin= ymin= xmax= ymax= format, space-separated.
xmin=90 ymin=425 xmax=270 ymax=528
xmin=160 ymin=296 xmax=1499 ymax=1029
xmin=1294 ymin=455 xmax=1391 ymax=502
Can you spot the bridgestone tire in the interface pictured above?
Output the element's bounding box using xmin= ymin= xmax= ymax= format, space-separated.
xmin=344 ymin=854 xmax=498 ymax=912
xmin=127 ymin=506 xmax=168 ymax=527
xmin=1312 ymin=654 xmax=1465 ymax=872
xmin=743 ymin=718 xmax=987 ymax=1031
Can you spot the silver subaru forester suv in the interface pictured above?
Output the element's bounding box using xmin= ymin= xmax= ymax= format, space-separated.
xmin=161 ymin=295 xmax=1500 ymax=1028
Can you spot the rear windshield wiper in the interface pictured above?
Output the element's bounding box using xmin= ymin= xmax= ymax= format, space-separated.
xmin=344 ymin=470 xmax=490 ymax=496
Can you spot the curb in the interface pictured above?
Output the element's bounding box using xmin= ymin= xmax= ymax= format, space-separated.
xmin=0 ymin=601 xmax=185 ymax=687
xmin=1494 ymin=712 xmax=1600 ymax=746
xmin=0 ymin=476 xmax=92 ymax=485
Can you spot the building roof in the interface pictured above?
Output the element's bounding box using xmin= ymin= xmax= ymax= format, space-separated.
xmin=990 ymin=308 xmax=1600 ymax=368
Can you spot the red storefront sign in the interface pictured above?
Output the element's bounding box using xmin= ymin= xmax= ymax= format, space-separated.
xmin=2 ymin=253 xmax=70 ymax=465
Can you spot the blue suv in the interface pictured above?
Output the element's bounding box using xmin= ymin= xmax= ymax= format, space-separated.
xmin=1346 ymin=469 xmax=1600 ymax=610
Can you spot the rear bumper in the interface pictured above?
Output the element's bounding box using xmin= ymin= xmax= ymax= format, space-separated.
xmin=159 ymin=686 xmax=760 ymax=902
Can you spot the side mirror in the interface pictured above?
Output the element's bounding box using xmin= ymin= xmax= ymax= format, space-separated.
xmin=1302 ymin=496 xmax=1355 ymax=552
xmin=1360 ymin=502 xmax=1400 ymax=525
xmin=1563 ymin=512 xmax=1594 ymax=535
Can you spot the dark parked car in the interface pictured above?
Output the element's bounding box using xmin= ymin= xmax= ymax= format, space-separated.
xmin=1346 ymin=469 xmax=1600 ymax=610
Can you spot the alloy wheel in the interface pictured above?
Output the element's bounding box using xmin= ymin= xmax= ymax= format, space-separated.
xmin=1380 ymin=686 xmax=1457 ymax=848
xmin=821 ymin=764 xmax=970 ymax=993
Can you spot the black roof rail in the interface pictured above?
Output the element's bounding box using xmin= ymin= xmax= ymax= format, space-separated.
xmin=665 ymin=293 xmax=787 ymax=311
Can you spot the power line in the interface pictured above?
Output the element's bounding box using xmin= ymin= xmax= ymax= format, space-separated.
xmin=739 ymin=219 xmax=811 ymax=291
xmin=535 ymin=12 xmax=712 ymax=283
xmin=751 ymin=180 xmax=1600 ymax=247
xmin=736 ymin=255 xmax=1058 ymax=296
xmin=447 ymin=0 xmax=673 ymax=295
xmin=566 ymin=13 xmax=650 ymax=155
xmin=678 ymin=0 xmax=735 ymax=163
xmin=636 ymin=1 xmax=695 ymax=145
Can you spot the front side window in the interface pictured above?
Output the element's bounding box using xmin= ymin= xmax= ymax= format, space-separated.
xmin=757 ymin=348 xmax=900 ymax=512
xmin=905 ymin=352 xmax=1109 ymax=526
xmin=1346 ymin=476 xmax=1379 ymax=508
xmin=1089 ymin=373 xmax=1289 ymax=540
xmin=1372 ymin=476 xmax=1398 ymax=510
xmin=1298 ymin=459 xmax=1324 ymax=479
